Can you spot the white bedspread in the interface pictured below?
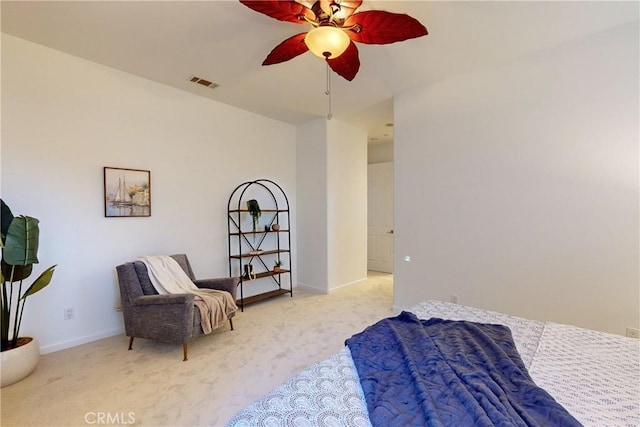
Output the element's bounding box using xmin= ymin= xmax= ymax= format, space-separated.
xmin=228 ymin=300 xmax=640 ymax=427
xmin=529 ymin=322 xmax=640 ymax=425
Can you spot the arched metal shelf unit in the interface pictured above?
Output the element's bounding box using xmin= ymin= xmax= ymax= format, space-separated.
xmin=227 ymin=179 xmax=292 ymax=310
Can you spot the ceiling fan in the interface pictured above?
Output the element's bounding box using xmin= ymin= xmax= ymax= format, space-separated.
xmin=239 ymin=0 xmax=428 ymax=81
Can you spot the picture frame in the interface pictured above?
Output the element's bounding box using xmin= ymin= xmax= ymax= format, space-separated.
xmin=103 ymin=167 xmax=151 ymax=217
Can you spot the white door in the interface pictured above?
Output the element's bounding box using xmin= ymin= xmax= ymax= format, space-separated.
xmin=368 ymin=162 xmax=394 ymax=273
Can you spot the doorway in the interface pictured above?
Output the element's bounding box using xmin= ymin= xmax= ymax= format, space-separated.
xmin=367 ymin=162 xmax=394 ymax=273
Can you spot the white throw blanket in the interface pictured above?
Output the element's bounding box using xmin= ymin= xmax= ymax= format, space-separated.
xmin=138 ymin=255 xmax=237 ymax=334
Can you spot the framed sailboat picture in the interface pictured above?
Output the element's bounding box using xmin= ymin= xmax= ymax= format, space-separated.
xmin=104 ymin=167 xmax=151 ymax=217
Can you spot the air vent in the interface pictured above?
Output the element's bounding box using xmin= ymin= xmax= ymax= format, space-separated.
xmin=189 ymin=76 xmax=219 ymax=89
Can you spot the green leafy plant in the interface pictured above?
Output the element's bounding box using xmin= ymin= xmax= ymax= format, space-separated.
xmin=274 ymin=260 xmax=283 ymax=267
xmin=246 ymin=199 xmax=261 ymax=233
xmin=1 ymin=200 xmax=56 ymax=351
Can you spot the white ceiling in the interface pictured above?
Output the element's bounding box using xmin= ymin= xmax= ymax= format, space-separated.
xmin=2 ymin=1 xmax=637 ymax=145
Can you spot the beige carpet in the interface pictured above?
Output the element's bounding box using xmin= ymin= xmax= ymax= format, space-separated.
xmin=0 ymin=272 xmax=393 ymax=426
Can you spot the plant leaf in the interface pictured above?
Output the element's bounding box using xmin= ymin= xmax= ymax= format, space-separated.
xmin=240 ymin=1 xmax=314 ymax=24
xmin=1 ymin=260 xmax=33 ymax=282
xmin=327 ymin=41 xmax=360 ymax=81
xmin=345 ymin=11 xmax=428 ymax=44
xmin=3 ymin=216 xmax=39 ymax=266
xmin=263 ymin=33 xmax=309 ymax=65
xmin=0 ymin=199 xmax=14 ymax=245
xmin=21 ymin=265 xmax=56 ymax=299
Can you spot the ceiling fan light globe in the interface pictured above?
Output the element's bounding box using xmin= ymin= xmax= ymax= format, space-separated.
xmin=304 ymin=26 xmax=350 ymax=59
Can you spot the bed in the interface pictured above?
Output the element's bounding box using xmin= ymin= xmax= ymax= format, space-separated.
xmin=227 ymin=300 xmax=640 ymax=426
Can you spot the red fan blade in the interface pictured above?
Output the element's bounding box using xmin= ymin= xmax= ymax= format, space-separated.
xmin=327 ymin=41 xmax=360 ymax=81
xmin=345 ymin=10 xmax=428 ymax=44
xmin=240 ymin=1 xmax=315 ymax=24
xmin=263 ymin=33 xmax=309 ymax=65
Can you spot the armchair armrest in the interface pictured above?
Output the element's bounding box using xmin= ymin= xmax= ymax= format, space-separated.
xmin=131 ymin=294 xmax=194 ymax=306
xmin=194 ymin=277 xmax=237 ymax=299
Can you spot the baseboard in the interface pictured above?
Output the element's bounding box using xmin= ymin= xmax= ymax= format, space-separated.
xmin=40 ymin=327 xmax=123 ymax=354
xmin=295 ymin=283 xmax=329 ymax=294
xmin=328 ymin=277 xmax=368 ymax=293
xmin=296 ymin=277 xmax=369 ymax=294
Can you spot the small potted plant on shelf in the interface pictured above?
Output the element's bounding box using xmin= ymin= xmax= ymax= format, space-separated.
xmin=246 ymin=199 xmax=261 ymax=234
xmin=273 ymin=260 xmax=282 ymax=273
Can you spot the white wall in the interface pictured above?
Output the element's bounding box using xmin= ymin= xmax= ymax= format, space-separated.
xmin=1 ymin=35 xmax=297 ymax=353
xmin=368 ymin=142 xmax=394 ymax=164
xmin=394 ymin=22 xmax=639 ymax=335
xmin=296 ymin=119 xmax=328 ymax=289
xmin=327 ymin=120 xmax=368 ymax=290
xmin=296 ymin=118 xmax=368 ymax=292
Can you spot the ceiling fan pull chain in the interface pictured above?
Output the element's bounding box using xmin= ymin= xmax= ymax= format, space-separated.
xmin=326 ymin=62 xmax=333 ymax=120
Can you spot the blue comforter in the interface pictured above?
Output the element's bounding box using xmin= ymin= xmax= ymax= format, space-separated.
xmin=346 ymin=311 xmax=582 ymax=427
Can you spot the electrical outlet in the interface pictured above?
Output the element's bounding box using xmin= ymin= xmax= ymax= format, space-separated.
xmin=450 ymin=294 xmax=458 ymax=304
xmin=64 ymin=307 xmax=75 ymax=320
xmin=626 ymin=327 xmax=639 ymax=339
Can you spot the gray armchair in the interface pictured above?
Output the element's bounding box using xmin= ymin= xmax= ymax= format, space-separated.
xmin=116 ymin=254 xmax=237 ymax=361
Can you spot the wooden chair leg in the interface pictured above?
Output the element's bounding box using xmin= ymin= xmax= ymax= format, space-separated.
xmin=229 ymin=317 xmax=234 ymax=331
xmin=183 ymin=343 xmax=188 ymax=361
xmin=128 ymin=337 xmax=134 ymax=350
